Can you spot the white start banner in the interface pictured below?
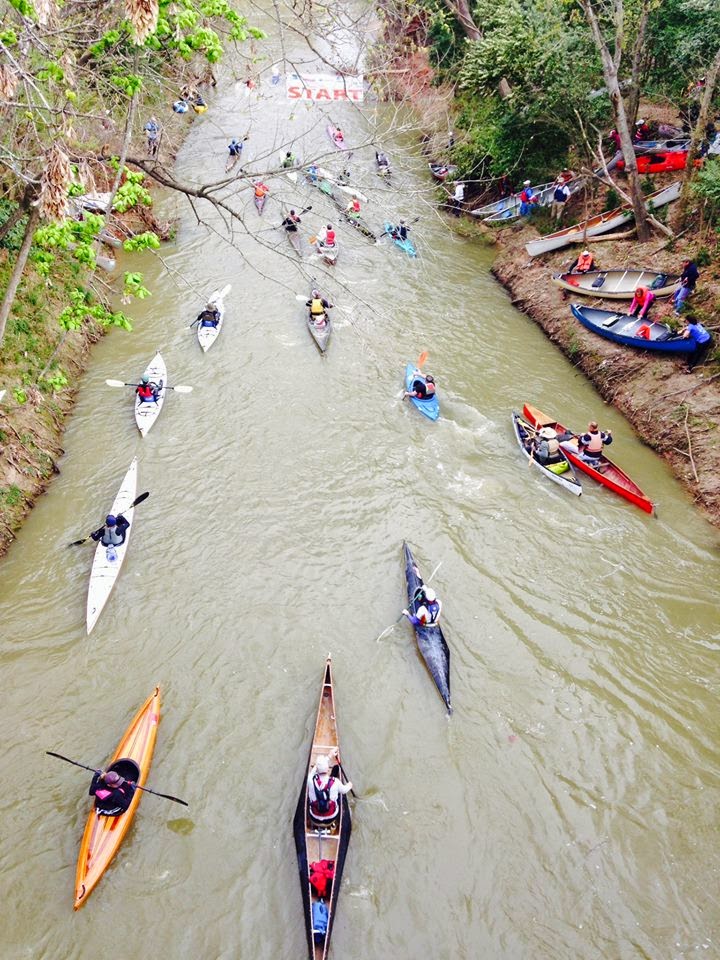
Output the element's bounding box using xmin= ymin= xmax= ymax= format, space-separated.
xmin=286 ymin=73 xmax=364 ymax=102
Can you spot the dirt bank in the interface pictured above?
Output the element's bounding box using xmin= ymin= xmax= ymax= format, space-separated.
xmin=490 ymin=222 xmax=720 ymax=527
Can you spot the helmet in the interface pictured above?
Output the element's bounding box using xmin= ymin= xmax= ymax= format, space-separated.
xmin=327 ymin=224 xmax=333 ymax=230
xmin=523 ymin=179 xmax=531 ymax=186
xmin=286 ymin=151 xmax=292 ymax=157
xmin=105 ymin=515 xmax=117 ymax=527
xmin=582 ymin=250 xmax=590 ymax=256
xmin=311 ymin=289 xmax=320 ymax=297
xmin=290 ymin=209 xmax=296 ymax=215
xmin=399 ymin=218 xmax=406 ymax=224
xmin=424 ymin=587 xmax=436 ymax=602
xmin=141 ymin=375 xmax=150 ymax=384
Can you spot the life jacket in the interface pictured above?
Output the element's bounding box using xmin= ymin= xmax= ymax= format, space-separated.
xmin=350 ymin=199 xmax=360 ymax=213
xmin=309 ymin=860 xmax=335 ymax=899
xmin=311 ymin=774 xmax=335 ymax=814
xmin=576 ymin=253 xmax=593 ymax=271
xmin=553 ymin=185 xmax=567 ymax=202
xmin=520 ymin=189 xmax=531 ymax=202
xmin=312 ymin=901 xmax=329 ymax=942
xmin=585 ymin=430 xmax=604 ymax=454
xmin=255 ymin=184 xmax=267 ymax=197
xmin=636 ymin=323 xmax=651 ymax=339
xmin=325 ymin=229 xmax=336 ymax=245
xmin=102 ymin=525 xmax=124 ymax=547
xmin=310 ymin=298 xmax=325 ymax=316
xmin=137 ymin=384 xmax=154 ymax=399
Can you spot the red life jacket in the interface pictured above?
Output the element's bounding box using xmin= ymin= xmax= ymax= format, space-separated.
xmin=309 ymin=859 xmax=335 ymax=898
xmin=325 ymin=229 xmax=336 ymax=244
xmin=137 ymin=384 xmax=153 ymax=399
xmin=520 ymin=189 xmax=530 ymax=202
xmin=351 ymin=199 xmax=360 ymax=213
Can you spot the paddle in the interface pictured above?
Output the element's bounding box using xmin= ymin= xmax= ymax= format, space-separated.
xmin=105 ymin=379 xmax=193 ymax=393
xmin=377 ymin=216 xmax=420 ymax=241
xmin=374 ymin=559 xmax=443 ymax=642
xmin=67 ymin=491 xmax=149 ymax=546
xmin=46 ymin=751 xmax=189 ymax=806
xmin=398 ymin=351 xmax=429 ymax=399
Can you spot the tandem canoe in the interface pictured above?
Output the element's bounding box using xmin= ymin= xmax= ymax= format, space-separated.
xmin=305 ymin=281 xmax=332 ymax=354
xmin=74 ymin=686 xmax=160 ymax=909
xmin=523 ymin=403 xmax=654 ymax=514
xmin=525 ymin=182 xmax=681 ymax=257
xmin=86 ymin=457 xmax=138 ymax=635
xmin=134 ymin=352 xmax=167 ymax=437
xmin=512 ymin=411 xmax=582 ymax=496
xmin=570 ymin=303 xmax=695 ymax=353
xmin=383 ymin=222 xmax=416 ymax=257
xmin=197 ymin=284 xmax=231 ymax=353
xmin=293 ymin=656 xmax=352 ymax=960
xmin=552 ymin=268 xmax=680 ymax=299
xmin=405 ymin=363 xmax=439 ymax=421
xmin=403 ymin=542 xmax=451 ymax=713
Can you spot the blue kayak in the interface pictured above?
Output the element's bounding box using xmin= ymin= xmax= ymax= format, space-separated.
xmin=405 ymin=363 xmax=439 ymax=421
xmin=384 ymin=222 xmax=416 ymax=258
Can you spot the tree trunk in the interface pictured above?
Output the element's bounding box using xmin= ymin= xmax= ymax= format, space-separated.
xmin=0 ymin=204 xmax=41 ymax=348
xmin=675 ymin=47 xmax=720 ymax=226
xmin=441 ymin=0 xmax=481 ymax=41
xmin=580 ymin=0 xmax=651 ymax=241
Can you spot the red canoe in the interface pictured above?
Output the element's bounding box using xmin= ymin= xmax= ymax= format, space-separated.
xmin=523 ymin=403 xmax=655 ymax=514
xmin=617 ymin=151 xmax=702 ymax=174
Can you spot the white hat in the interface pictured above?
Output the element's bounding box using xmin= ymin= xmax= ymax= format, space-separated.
xmin=523 ymin=179 xmax=531 ymax=185
xmin=315 ymin=755 xmax=329 ymax=774
xmin=539 ymin=427 xmax=557 ymax=440
xmin=424 ymin=587 xmax=436 ymax=602
xmin=582 ymin=250 xmax=590 ymax=256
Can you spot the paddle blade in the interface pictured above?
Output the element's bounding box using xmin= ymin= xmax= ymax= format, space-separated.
xmin=171 ymin=385 xmax=193 ymax=393
xmin=105 ymin=379 xmax=127 ymax=388
xmin=309 ymin=236 xmax=317 ymax=244
xmin=417 ymin=351 xmax=429 ymax=368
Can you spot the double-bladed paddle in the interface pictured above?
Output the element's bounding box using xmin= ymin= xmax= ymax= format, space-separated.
xmin=46 ymin=751 xmax=189 ymax=806
xmin=374 ymin=559 xmax=443 ymax=642
xmin=105 ymin=379 xmax=193 ymax=393
xmin=397 ymin=350 xmax=429 ymax=399
xmin=277 ymin=204 xmax=312 ymax=230
xmin=67 ymin=491 xmax=149 ymax=546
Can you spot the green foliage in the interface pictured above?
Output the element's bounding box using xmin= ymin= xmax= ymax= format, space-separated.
xmin=0 ymin=201 xmax=27 ymax=252
xmin=123 ymin=271 xmax=151 ymax=299
xmin=111 ymin=73 xmax=143 ymax=96
xmin=645 ymin=0 xmax=720 ymax=98
xmin=41 ymin=369 xmax=68 ymax=392
xmin=0 ymin=485 xmax=24 ymax=507
xmin=122 ymin=231 xmax=160 ymax=252
xmin=37 ymin=62 xmax=64 ymax=84
xmin=113 ymin=170 xmax=152 ymax=213
xmin=695 ymin=247 xmax=713 ymax=267
xmin=0 ymin=28 xmax=19 ymax=44
xmin=12 ymin=387 xmax=27 ymax=404
xmin=693 ymin=159 xmax=720 ymax=208
xmin=8 ymin=0 xmax=34 ymax=17
xmin=57 ymin=289 xmax=132 ymax=332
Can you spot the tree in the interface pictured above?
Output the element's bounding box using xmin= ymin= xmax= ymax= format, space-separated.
xmin=676 ymin=46 xmax=720 ymax=224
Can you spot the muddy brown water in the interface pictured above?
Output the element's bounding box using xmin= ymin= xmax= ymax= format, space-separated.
xmin=1 ymin=8 xmax=719 ymax=959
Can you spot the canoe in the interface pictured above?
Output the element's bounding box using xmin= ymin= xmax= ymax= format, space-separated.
xmin=134 ymin=352 xmax=167 ymax=437
xmin=429 ymin=162 xmax=457 ymax=182
xmin=402 ymin=542 xmax=451 ymax=712
xmin=86 ymin=457 xmax=138 ymax=635
xmin=511 ymin=411 xmax=582 ymax=496
xmin=522 ymin=403 xmax=654 ymax=514
xmin=197 ymin=284 xmax=231 ymax=353
xmin=634 ymin=138 xmax=690 ymax=154
xmin=254 ymin=193 xmax=267 ymax=215
xmin=305 ymin=283 xmax=332 ymax=353
xmin=327 ymin=124 xmax=348 ymax=151
xmin=405 ymin=363 xmax=439 ymax=421
xmin=617 ymin=151 xmax=701 ymax=173
xmin=552 ymin=268 xmax=680 ymax=299
xmin=286 ymin=229 xmax=303 ymax=255
xmin=340 ymin=210 xmax=376 ymax=242
xmin=472 ymin=180 xmax=556 ymax=221
xmin=293 ymin=656 xmax=352 ymax=960
xmin=525 ymin=182 xmax=681 ymax=257
xmin=571 ymin=303 xmax=695 ymax=353
xmin=74 ymin=686 xmax=160 ymax=909
xmin=383 ymin=221 xmax=416 ymax=257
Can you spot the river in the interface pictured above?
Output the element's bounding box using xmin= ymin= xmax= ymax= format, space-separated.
xmin=1 ymin=4 xmax=719 ymax=959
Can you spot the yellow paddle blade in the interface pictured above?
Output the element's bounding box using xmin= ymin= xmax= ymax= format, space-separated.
xmin=309 ymin=236 xmax=317 ymax=244
xmin=417 ymin=350 xmax=429 ymax=368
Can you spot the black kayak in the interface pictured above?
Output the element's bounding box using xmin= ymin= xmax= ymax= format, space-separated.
xmin=402 ymin=542 xmax=451 ymax=713
xmin=305 ymin=279 xmax=332 ymax=353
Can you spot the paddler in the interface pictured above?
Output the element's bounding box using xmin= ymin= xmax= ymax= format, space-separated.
xmin=333 ymin=127 xmax=345 ymax=147
xmin=91 ymin=514 xmax=130 ymax=547
xmin=89 ymin=768 xmax=136 ymax=816
xmin=404 ymin=372 xmax=436 ymax=400
xmin=531 ymin=426 xmax=565 ymax=465
xmin=307 ymin=163 xmax=319 ymax=183
xmin=196 ymin=302 xmax=220 ymax=328
xmin=254 ymin=180 xmax=270 ymax=202
xmin=376 ymin=150 xmax=390 ymax=170
xmin=280 ymin=150 xmax=297 ymax=169
xmin=136 ymin=375 xmax=160 ymax=403
xmin=345 ymin=195 xmax=361 ymax=219
xmin=227 ymin=138 xmax=243 ymax=159
xmin=281 ymin=209 xmax=301 ymax=232
xmin=391 ymin=218 xmax=409 ymax=241
xmin=403 ymin=577 xmax=442 ymax=626
xmin=316 ymin=224 xmax=336 ymax=251
xmin=307 ymin=751 xmax=352 ymax=821
xmin=577 ymin=421 xmax=613 ymax=462
xmin=306 ymin=289 xmax=333 ymax=326
xmin=628 ymin=285 xmax=655 ymax=320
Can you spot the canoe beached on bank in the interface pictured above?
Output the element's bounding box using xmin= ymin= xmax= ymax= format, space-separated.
xmin=570 ymin=303 xmax=695 ymax=353
xmin=552 ymin=268 xmax=680 ymax=299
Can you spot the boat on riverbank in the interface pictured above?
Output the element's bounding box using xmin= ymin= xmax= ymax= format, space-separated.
xmin=293 ymin=656 xmax=351 ymax=960
xmin=429 ymin=162 xmax=457 ymax=182
xmin=552 ymin=268 xmax=680 ymax=299
xmin=74 ymin=686 xmax=160 ymax=909
xmin=522 ymin=403 xmax=654 ymax=513
xmin=570 ymin=303 xmax=695 ymax=353
xmin=525 ymin=182 xmax=681 ymax=257
xmin=403 ymin=542 xmax=451 ymax=712
xmin=617 ymin=151 xmax=701 ymax=173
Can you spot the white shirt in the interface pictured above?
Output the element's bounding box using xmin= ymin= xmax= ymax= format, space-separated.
xmin=454 ymin=183 xmax=465 ymax=201
xmin=307 ymin=766 xmax=352 ymax=804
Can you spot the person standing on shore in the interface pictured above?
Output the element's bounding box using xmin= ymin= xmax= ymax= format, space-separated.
xmin=550 ymin=179 xmax=570 ymax=221
xmin=674 ymin=258 xmax=700 ymax=314
xmin=144 ymin=117 xmax=160 ymax=157
xmin=519 ymin=181 xmax=537 ymax=216
xmin=681 ymin=318 xmax=713 ymax=370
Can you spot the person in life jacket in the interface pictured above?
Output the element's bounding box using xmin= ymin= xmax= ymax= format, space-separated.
xmin=404 ymin=372 xmax=435 ymax=401
xmin=345 ymin=195 xmax=361 ymax=219
xmin=629 ymin=285 xmax=655 ymax=320
xmin=633 ymin=119 xmax=651 ymax=142
xmin=307 ymin=163 xmax=319 ymax=184
xmin=197 ymin=302 xmax=220 ymax=328
xmin=519 ymin=180 xmax=537 ymax=216
xmin=307 ymin=752 xmax=352 ymax=822
xmin=532 ymin=426 xmax=564 ymax=465
xmin=403 ymin=583 xmax=442 ymax=627
xmin=391 ymin=219 xmax=409 ymax=241
xmin=376 ymin=150 xmax=390 ymax=170
xmin=136 ymin=375 xmax=160 ymax=403
xmin=306 ymin=290 xmax=333 ymax=327
xmin=578 ymin=421 xmax=612 ymax=462
xmin=572 ymin=250 xmax=595 ymax=274
xmin=550 ymin=179 xmax=571 ymax=221
xmin=333 ymin=127 xmax=345 ymax=146
xmin=609 ymin=128 xmax=622 ymax=152
xmin=89 ymin=768 xmax=136 ymax=817
xmin=282 ymin=210 xmax=301 ymax=233
xmin=254 ymin=181 xmax=269 ymax=199
xmin=281 ymin=151 xmax=297 ymax=169
xmin=91 ymin=514 xmax=130 ymax=547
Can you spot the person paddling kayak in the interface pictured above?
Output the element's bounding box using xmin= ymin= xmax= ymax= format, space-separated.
xmin=91 ymin=514 xmax=130 ymax=547
xmin=307 ymin=751 xmax=352 ymax=822
xmin=89 ymin=768 xmax=136 ymax=816
xmin=196 ymin=303 xmax=220 ymax=328
xmin=306 ymin=289 xmax=333 ymax=326
xmin=345 ymin=195 xmax=361 ymax=219
xmin=404 ymin=372 xmax=436 ymax=400
xmin=390 ymin=219 xmax=409 ymax=241
xmin=316 ymin=224 xmax=336 ymax=249
xmin=136 ymin=375 xmax=160 ymax=403
xmin=281 ymin=151 xmax=297 ymax=169
xmin=282 ymin=210 xmax=301 ymax=232
xmin=403 ymin=574 xmax=442 ymax=626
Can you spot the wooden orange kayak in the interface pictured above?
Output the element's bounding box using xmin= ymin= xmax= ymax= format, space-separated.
xmin=74 ymin=686 xmax=161 ymax=910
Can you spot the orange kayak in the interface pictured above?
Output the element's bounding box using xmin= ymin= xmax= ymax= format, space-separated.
xmin=74 ymin=686 xmax=161 ymax=910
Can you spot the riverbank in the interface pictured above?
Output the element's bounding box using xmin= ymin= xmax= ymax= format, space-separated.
xmin=489 ymin=221 xmax=720 ymax=527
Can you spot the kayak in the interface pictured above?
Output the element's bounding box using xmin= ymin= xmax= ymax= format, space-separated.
xmin=327 ymin=123 xmax=348 ymax=151
xmin=552 ymin=268 xmax=680 ymax=299
xmin=402 ymin=542 xmax=451 ymax=713
xmin=522 ymin=403 xmax=654 ymax=514
xmin=74 ymin=686 xmax=161 ymax=909
xmin=134 ymin=352 xmax=167 ymax=437
xmin=570 ymin=303 xmax=695 ymax=353
xmin=511 ymin=411 xmax=582 ymax=496
xmin=340 ymin=210 xmax=376 ymax=241
xmin=305 ymin=281 xmax=332 ymax=354
xmin=254 ymin=193 xmax=267 ymax=215
xmin=293 ymin=656 xmax=351 ymax=960
xmin=617 ymin=151 xmax=701 ymax=173
xmin=383 ymin=221 xmax=416 ymax=257
xmin=86 ymin=457 xmax=138 ymax=635
xmin=405 ymin=363 xmax=439 ymax=421
xmin=197 ymin=284 xmax=231 ymax=353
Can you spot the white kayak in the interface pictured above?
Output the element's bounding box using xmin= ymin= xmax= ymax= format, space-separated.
xmin=86 ymin=457 xmax=138 ymax=635
xmin=197 ymin=284 xmax=232 ymax=353
xmin=134 ymin=352 xmax=167 ymax=437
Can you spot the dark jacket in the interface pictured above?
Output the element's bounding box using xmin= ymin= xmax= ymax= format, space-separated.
xmin=90 ymin=515 xmax=130 ymax=545
xmin=90 ymin=772 xmax=136 ymax=815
